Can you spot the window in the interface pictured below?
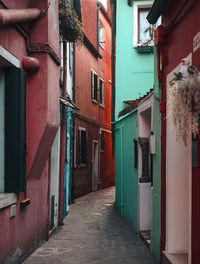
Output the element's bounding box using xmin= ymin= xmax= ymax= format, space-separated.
xmin=91 ymin=70 xmax=98 ymax=101
xmin=0 ymin=67 xmax=26 ymax=193
xmin=101 ymin=131 xmax=105 ymax=150
xmin=98 ymin=0 xmax=107 ymax=10
xmin=138 ymin=8 xmax=151 ymax=43
xmin=99 ymin=21 xmax=105 ymax=49
xmin=139 ymin=137 xmax=150 ymax=183
xmin=99 ymin=79 xmax=104 ymax=105
xmin=133 ymin=139 xmax=138 ymax=169
xmin=133 ymin=1 xmax=153 ymax=47
xmin=0 ymin=71 xmax=5 ymax=192
xmin=69 ymin=42 xmax=73 ymax=75
xmin=78 ymin=128 xmax=87 ymax=165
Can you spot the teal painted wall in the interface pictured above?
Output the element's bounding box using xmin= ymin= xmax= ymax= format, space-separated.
xmin=151 ymin=47 xmax=161 ymax=262
xmin=115 ymin=110 xmax=138 ymax=231
xmin=115 ymin=0 xmax=154 ymax=119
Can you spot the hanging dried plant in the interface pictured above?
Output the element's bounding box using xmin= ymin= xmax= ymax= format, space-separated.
xmin=59 ymin=0 xmax=83 ymax=44
xmin=169 ymin=65 xmax=200 ymax=145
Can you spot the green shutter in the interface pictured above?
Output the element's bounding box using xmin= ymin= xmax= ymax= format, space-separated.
xmin=81 ymin=130 xmax=87 ymax=164
xmin=91 ymin=70 xmax=94 ymax=99
xmin=78 ymin=129 xmax=81 ymax=165
xmin=94 ymin=74 xmax=98 ymax=100
xmin=5 ymin=67 xmax=26 ymax=192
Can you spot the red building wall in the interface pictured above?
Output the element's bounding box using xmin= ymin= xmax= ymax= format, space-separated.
xmin=0 ymin=0 xmax=60 ymax=262
xmin=160 ymin=1 xmax=200 ymax=262
xmin=73 ymin=0 xmax=115 ymax=197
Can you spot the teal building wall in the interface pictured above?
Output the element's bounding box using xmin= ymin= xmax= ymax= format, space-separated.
xmin=115 ymin=0 xmax=154 ymax=119
xmin=115 ymin=0 xmax=161 ymax=262
xmin=115 ymin=110 xmax=138 ymax=231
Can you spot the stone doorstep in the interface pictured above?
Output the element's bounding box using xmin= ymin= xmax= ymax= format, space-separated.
xmin=139 ymin=230 xmax=151 ymax=250
xmin=163 ymin=251 xmax=188 ymax=264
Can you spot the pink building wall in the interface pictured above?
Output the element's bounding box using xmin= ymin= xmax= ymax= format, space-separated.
xmin=0 ymin=0 xmax=60 ymax=262
xmin=73 ymin=0 xmax=115 ymax=197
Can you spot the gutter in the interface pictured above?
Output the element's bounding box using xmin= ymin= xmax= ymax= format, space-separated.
xmin=59 ymin=40 xmax=67 ymax=226
xmin=97 ymin=1 xmax=112 ymax=26
xmin=147 ymin=0 xmax=173 ymax=24
xmin=83 ymin=33 xmax=102 ymax=59
xmin=71 ymin=42 xmax=76 ymax=202
xmin=97 ymin=2 xmax=101 ymax=54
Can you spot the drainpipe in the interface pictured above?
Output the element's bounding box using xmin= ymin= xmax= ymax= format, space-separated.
xmin=97 ymin=3 xmax=101 ymax=54
xmin=71 ymin=42 xmax=76 ymax=202
xmin=120 ymin=126 xmax=124 ymax=217
xmin=0 ymin=8 xmax=42 ymax=26
xmin=110 ymin=0 xmax=116 ymax=140
xmin=59 ymin=40 xmax=67 ymax=225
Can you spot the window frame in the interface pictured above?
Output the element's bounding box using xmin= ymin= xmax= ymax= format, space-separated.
xmin=0 ymin=45 xmax=20 ymax=209
xmin=133 ymin=1 xmax=153 ymax=48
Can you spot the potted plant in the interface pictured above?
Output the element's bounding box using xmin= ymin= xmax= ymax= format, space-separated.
xmin=59 ymin=0 xmax=83 ymax=44
xmin=170 ymin=59 xmax=200 ymax=144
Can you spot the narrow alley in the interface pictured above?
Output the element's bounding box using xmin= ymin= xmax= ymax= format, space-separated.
xmin=24 ymin=187 xmax=157 ymax=264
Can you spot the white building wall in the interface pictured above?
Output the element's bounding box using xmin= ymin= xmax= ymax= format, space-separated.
xmin=138 ymin=93 xmax=153 ymax=231
xmin=166 ymin=54 xmax=192 ymax=260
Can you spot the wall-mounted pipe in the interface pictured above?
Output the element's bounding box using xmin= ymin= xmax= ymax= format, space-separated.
xmin=0 ymin=8 xmax=42 ymax=27
xmin=110 ymin=0 xmax=116 ymax=140
xmin=97 ymin=2 xmax=102 ymax=54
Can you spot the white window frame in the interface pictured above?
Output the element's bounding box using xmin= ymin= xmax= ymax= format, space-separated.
xmin=0 ymin=45 xmax=19 ymax=209
xmin=133 ymin=1 xmax=153 ymax=48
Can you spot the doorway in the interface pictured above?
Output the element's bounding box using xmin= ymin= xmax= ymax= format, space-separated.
xmin=92 ymin=141 xmax=99 ymax=191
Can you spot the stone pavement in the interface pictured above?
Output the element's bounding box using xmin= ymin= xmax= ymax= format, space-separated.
xmin=24 ymin=187 xmax=158 ymax=264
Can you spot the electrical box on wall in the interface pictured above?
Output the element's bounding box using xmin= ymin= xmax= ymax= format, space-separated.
xmin=150 ymin=135 xmax=156 ymax=154
xmin=10 ymin=204 xmax=16 ymax=218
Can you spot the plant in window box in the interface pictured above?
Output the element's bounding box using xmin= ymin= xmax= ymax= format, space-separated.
xmin=169 ymin=58 xmax=200 ymax=145
xmin=59 ymin=0 xmax=83 ymax=44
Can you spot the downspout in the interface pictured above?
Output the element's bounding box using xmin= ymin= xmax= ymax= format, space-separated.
xmin=59 ymin=40 xmax=67 ymax=225
xmin=71 ymin=41 xmax=76 ymax=201
xmin=46 ymin=151 xmax=51 ymax=239
xmin=110 ymin=0 xmax=116 ymax=140
xmin=97 ymin=3 xmax=101 ymax=54
xmin=120 ymin=126 xmax=124 ymax=217
xmin=0 ymin=8 xmax=42 ymax=26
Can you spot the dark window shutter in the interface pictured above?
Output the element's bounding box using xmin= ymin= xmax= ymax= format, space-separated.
xmin=5 ymin=67 xmax=26 ymax=192
xmin=91 ymin=71 xmax=94 ymax=99
xmin=78 ymin=129 xmax=81 ymax=164
xmin=139 ymin=137 xmax=150 ymax=183
xmin=81 ymin=130 xmax=86 ymax=164
xmin=94 ymin=73 xmax=98 ymax=101
xmin=133 ymin=139 xmax=138 ymax=169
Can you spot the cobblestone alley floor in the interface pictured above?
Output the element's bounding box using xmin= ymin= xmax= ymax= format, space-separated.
xmin=24 ymin=187 xmax=158 ymax=264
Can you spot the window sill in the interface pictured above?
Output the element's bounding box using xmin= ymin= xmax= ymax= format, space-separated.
xmin=0 ymin=193 xmax=17 ymax=210
xmin=78 ymin=164 xmax=87 ymax=168
xmin=92 ymin=99 xmax=98 ymax=104
xmin=100 ymin=103 xmax=105 ymax=108
xmin=134 ymin=46 xmax=154 ymax=54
